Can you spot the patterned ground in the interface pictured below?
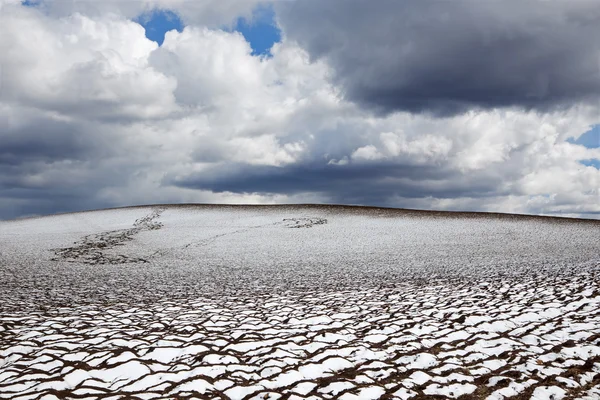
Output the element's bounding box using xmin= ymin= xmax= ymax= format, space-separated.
xmin=1 ymin=205 xmax=599 ymax=399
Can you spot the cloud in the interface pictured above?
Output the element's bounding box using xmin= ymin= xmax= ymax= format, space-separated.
xmin=0 ymin=1 xmax=599 ymax=221
xmin=168 ymin=104 xmax=600 ymax=217
xmin=149 ymin=27 xmax=263 ymax=107
xmin=13 ymin=0 xmax=261 ymax=27
xmin=276 ymin=0 xmax=600 ymax=115
xmin=170 ymin=162 xmax=485 ymax=205
xmin=1 ymin=6 xmax=178 ymax=122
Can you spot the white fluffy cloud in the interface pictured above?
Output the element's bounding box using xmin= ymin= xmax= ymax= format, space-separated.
xmin=2 ymin=0 xmax=261 ymax=26
xmin=0 ymin=0 xmax=598 ymax=219
xmin=1 ymin=6 xmax=178 ymax=121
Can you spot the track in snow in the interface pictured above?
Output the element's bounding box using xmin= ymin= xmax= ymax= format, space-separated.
xmin=1 ymin=205 xmax=599 ymax=399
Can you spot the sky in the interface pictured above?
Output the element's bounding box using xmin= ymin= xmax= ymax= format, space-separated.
xmin=0 ymin=0 xmax=599 ymax=220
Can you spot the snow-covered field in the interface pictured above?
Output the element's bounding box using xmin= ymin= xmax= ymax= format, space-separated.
xmin=1 ymin=205 xmax=599 ymax=399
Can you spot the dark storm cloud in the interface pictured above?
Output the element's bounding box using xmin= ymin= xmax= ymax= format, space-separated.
xmin=0 ymin=187 xmax=111 ymax=220
xmin=169 ymin=162 xmax=506 ymax=205
xmin=0 ymin=161 xmax=123 ymax=220
xmin=277 ymin=0 xmax=600 ymax=115
xmin=0 ymin=114 xmax=88 ymax=166
xmin=0 ymin=110 xmax=122 ymax=220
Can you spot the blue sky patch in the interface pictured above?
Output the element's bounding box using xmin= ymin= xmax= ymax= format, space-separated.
xmin=580 ymin=159 xmax=600 ymax=169
xmin=133 ymin=5 xmax=281 ymax=54
xmin=568 ymin=124 xmax=600 ymax=149
xmin=232 ymin=4 xmax=281 ymax=56
xmin=135 ymin=9 xmax=183 ymax=46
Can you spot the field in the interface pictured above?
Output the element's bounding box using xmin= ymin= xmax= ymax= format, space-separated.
xmin=1 ymin=205 xmax=599 ymax=399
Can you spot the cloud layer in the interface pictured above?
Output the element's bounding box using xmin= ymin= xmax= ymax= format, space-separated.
xmin=278 ymin=0 xmax=600 ymax=115
xmin=0 ymin=0 xmax=599 ymax=220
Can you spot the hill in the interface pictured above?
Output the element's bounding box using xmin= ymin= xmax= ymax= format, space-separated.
xmin=1 ymin=205 xmax=599 ymax=399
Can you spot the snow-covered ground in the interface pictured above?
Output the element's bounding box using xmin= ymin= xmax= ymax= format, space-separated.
xmin=0 ymin=205 xmax=599 ymax=399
